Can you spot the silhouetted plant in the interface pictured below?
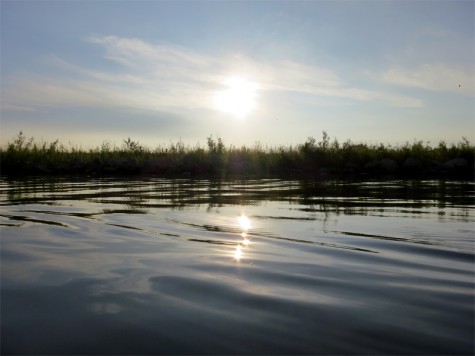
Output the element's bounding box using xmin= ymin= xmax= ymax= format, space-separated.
xmin=123 ymin=138 xmax=144 ymax=154
xmin=207 ymin=135 xmax=225 ymax=154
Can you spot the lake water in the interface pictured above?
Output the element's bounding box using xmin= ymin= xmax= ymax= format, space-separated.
xmin=1 ymin=177 xmax=474 ymax=355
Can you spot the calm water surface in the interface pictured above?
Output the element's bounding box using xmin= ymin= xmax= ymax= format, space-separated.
xmin=1 ymin=177 xmax=474 ymax=354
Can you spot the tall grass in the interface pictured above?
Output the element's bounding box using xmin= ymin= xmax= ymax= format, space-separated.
xmin=1 ymin=131 xmax=473 ymax=178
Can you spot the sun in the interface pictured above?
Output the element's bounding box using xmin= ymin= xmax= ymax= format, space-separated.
xmin=212 ymin=76 xmax=259 ymax=119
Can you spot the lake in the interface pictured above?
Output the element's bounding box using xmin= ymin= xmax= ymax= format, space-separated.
xmin=1 ymin=177 xmax=474 ymax=355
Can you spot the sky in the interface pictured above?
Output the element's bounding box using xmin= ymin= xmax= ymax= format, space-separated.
xmin=1 ymin=0 xmax=474 ymax=149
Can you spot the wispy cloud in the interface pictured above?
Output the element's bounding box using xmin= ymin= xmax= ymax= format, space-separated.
xmin=2 ymin=35 xmax=424 ymax=115
xmin=88 ymin=36 xmax=213 ymax=70
xmin=382 ymin=63 xmax=474 ymax=95
xmin=263 ymin=61 xmax=422 ymax=107
xmin=0 ymin=101 xmax=38 ymax=112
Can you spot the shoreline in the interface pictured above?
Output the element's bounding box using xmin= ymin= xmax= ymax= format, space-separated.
xmin=2 ymin=133 xmax=473 ymax=180
xmin=2 ymin=156 xmax=473 ymax=180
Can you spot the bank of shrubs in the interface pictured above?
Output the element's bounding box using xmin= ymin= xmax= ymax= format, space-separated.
xmin=1 ymin=131 xmax=474 ymax=178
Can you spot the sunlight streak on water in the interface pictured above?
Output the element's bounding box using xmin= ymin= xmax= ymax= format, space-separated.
xmin=233 ymin=245 xmax=243 ymax=261
xmin=233 ymin=214 xmax=253 ymax=262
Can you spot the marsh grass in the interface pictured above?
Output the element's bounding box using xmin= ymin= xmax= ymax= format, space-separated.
xmin=1 ymin=131 xmax=473 ymax=178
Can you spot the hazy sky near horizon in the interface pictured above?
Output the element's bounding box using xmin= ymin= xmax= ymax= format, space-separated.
xmin=1 ymin=0 xmax=474 ymax=148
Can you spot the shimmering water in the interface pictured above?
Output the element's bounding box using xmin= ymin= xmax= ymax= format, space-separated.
xmin=1 ymin=177 xmax=474 ymax=355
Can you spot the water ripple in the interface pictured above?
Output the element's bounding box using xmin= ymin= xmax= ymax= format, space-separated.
xmin=1 ymin=177 xmax=473 ymax=355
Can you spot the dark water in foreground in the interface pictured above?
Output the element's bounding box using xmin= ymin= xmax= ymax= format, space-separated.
xmin=1 ymin=177 xmax=474 ymax=355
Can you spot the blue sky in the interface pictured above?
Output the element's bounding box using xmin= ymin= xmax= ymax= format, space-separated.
xmin=1 ymin=0 xmax=473 ymax=148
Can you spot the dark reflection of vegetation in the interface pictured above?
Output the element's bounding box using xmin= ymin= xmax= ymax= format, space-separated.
xmin=0 ymin=213 xmax=69 ymax=227
xmin=295 ymin=179 xmax=474 ymax=219
xmin=1 ymin=177 xmax=473 ymax=221
xmin=335 ymin=230 xmax=435 ymax=246
xmin=188 ymin=238 xmax=236 ymax=246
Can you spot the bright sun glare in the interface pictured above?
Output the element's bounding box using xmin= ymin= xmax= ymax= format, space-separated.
xmin=212 ymin=76 xmax=259 ymax=119
xmin=238 ymin=214 xmax=251 ymax=231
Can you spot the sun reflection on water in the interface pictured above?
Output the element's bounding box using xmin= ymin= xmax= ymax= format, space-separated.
xmin=233 ymin=214 xmax=252 ymax=262
xmin=233 ymin=245 xmax=243 ymax=260
xmin=238 ymin=214 xmax=251 ymax=231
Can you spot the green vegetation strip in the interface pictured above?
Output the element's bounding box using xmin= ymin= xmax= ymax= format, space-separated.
xmin=1 ymin=131 xmax=473 ymax=179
